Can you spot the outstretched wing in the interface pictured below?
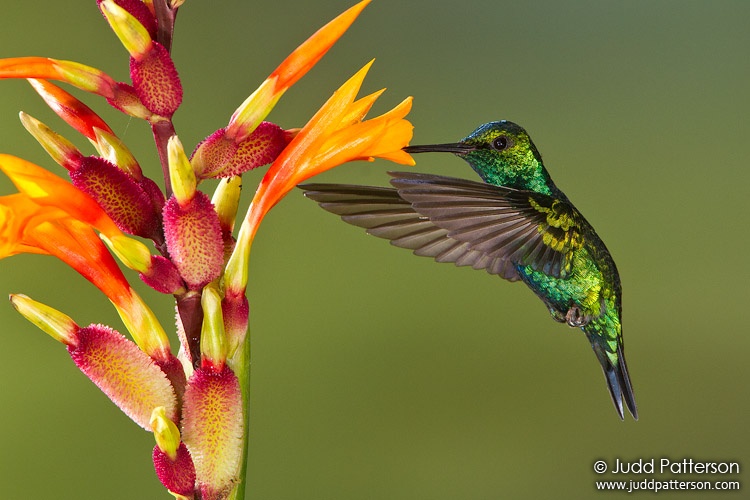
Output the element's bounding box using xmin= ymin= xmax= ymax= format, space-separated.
xmin=301 ymin=172 xmax=586 ymax=281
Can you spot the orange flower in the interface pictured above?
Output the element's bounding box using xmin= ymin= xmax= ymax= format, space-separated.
xmin=0 ymin=154 xmax=122 ymax=237
xmin=224 ymin=61 xmax=414 ymax=294
xmin=0 ymin=155 xmax=171 ymax=358
xmin=249 ymin=61 xmax=414 ymax=235
xmin=0 ymin=155 xmax=130 ymax=302
xmin=27 ymin=78 xmax=114 ymax=141
xmin=191 ymin=0 xmax=373 ymax=180
xmin=225 ymin=0 xmax=372 ymax=143
xmin=0 ymin=57 xmax=116 ymax=97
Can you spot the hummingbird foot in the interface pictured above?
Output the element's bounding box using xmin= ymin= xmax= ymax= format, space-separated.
xmin=565 ymin=305 xmax=591 ymax=327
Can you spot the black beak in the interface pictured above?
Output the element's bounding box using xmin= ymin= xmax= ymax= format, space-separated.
xmin=403 ymin=143 xmax=475 ymax=155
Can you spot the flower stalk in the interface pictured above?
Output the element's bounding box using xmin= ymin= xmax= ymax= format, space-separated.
xmin=0 ymin=1 xmax=413 ymax=497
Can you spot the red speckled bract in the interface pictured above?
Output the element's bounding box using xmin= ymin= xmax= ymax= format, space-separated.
xmin=190 ymin=129 xmax=237 ymax=179
xmin=181 ymin=366 xmax=243 ymax=500
xmin=68 ymin=324 xmax=178 ymax=430
xmin=107 ymin=82 xmax=151 ymax=119
xmin=70 ymin=156 xmax=162 ymax=240
xmin=222 ymin=293 xmax=249 ymax=347
xmin=226 ymin=121 xmax=288 ymax=177
xmin=130 ymin=43 xmax=182 ymax=117
xmin=138 ymin=176 xmax=166 ymax=218
xmin=163 ymin=192 xmax=223 ymax=290
xmin=140 ymin=255 xmax=184 ymax=294
xmin=153 ymin=442 xmax=196 ymax=496
xmin=154 ymin=351 xmax=187 ymax=404
xmin=191 ymin=121 xmax=289 ymax=179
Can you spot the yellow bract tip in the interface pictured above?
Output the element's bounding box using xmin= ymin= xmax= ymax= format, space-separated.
xmin=151 ymin=406 xmax=182 ymax=460
xmin=167 ymin=135 xmax=197 ymax=204
xmin=18 ymin=112 xmax=81 ymax=168
xmin=101 ymin=233 xmax=153 ymax=273
xmin=100 ymin=0 xmax=153 ymax=58
xmin=9 ymin=294 xmax=78 ymax=345
xmin=200 ymin=283 xmax=227 ymax=368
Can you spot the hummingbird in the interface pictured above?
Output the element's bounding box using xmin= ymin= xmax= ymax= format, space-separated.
xmin=301 ymin=120 xmax=637 ymax=420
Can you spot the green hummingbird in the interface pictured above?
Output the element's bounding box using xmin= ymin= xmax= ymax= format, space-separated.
xmin=301 ymin=120 xmax=637 ymax=420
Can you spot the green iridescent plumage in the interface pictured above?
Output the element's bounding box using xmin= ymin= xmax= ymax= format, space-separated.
xmin=301 ymin=121 xmax=637 ymax=420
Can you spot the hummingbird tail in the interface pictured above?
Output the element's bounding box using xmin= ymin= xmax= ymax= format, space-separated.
xmin=590 ymin=338 xmax=638 ymax=420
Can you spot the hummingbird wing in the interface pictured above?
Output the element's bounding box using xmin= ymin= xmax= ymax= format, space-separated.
xmin=301 ymin=172 xmax=586 ymax=281
xmin=388 ymin=172 xmax=586 ymax=279
xmin=300 ymin=182 xmax=515 ymax=277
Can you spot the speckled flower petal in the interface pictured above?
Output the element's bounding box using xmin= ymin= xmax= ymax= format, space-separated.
xmin=70 ymin=156 xmax=162 ymax=240
xmin=130 ymin=43 xmax=182 ymax=117
xmin=181 ymin=366 xmax=243 ymax=500
xmin=163 ymin=192 xmax=223 ymax=290
xmin=153 ymin=442 xmax=196 ymax=497
xmin=68 ymin=324 xmax=178 ymax=430
xmin=191 ymin=122 xmax=289 ymax=179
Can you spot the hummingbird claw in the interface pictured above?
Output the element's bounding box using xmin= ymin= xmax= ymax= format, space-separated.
xmin=565 ymin=305 xmax=590 ymax=327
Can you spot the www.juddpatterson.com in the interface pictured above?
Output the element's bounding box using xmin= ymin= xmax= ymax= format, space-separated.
xmin=595 ymin=478 xmax=740 ymax=493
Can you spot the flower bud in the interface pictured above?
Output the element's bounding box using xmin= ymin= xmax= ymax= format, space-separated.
xmin=28 ymin=78 xmax=114 ymax=141
xmin=9 ymin=294 xmax=78 ymax=345
xmin=200 ymin=284 xmax=227 ymax=371
xmin=93 ymin=127 xmax=142 ymax=179
xmin=98 ymin=0 xmax=157 ymax=40
xmin=0 ymin=57 xmax=116 ymax=98
xmin=99 ymin=0 xmax=152 ymax=57
xmin=168 ymin=136 xmax=196 ymax=205
xmin=18 ymin=112 xmax=83 ymax=169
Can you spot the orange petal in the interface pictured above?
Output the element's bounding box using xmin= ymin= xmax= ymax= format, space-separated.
xmin=336 ymin=88 xmax=385 ymax=128
xmin=266 ymin=60 xmax=374 ymax=189
xmin=226 ymin=0 xmax=371 ymax=141
xmin=1 ymin=194 xmax=56 ymax=257
xmin=0 ymin=57 xmax=115 ymax=97
xmin=28 ymin=79 xmax=114 ymax=141
xmin=270 ymin=0 xmax=371 ymax=91
xmin=224 ymin=61 xmax=413 ymax=298
xmin=28 ymin=218 xmax=132 ymax=307
xmin=0 ymin=154 xmax=122 ymax=237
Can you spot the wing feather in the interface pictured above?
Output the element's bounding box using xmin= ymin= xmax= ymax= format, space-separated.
xmin=301 ymin=172 xmax=587 ymax=281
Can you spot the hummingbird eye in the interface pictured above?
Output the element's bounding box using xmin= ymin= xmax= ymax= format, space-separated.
xmin=492 ymin=135 xmax=513 ymax=151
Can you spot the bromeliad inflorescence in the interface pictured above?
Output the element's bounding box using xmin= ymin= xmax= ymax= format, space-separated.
xmin=0 ymin=1 xmax=414 ymax=498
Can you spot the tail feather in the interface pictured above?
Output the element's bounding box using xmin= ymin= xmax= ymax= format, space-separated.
xmin=591 ymin=339 xmax=638 ymax=420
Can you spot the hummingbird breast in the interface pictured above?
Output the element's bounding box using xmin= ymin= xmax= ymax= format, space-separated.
xmin=516 ymin=245 xmax=612 ymax=325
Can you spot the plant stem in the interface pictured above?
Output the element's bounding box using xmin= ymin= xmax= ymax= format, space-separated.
xmin=153 ymin=0 xmax=178 ymax=53
xmin=151 ymin=118 xmax=177 ymax=199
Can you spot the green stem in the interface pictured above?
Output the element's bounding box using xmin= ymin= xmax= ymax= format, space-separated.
xmin=227 ymin=325 xmax=252 ymax=500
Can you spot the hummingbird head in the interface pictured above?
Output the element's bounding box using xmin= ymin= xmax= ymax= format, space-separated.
xmin=404 ymin=120 xmax=554 ymax=194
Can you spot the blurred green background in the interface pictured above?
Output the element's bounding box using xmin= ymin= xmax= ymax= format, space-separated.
xmin=1 ymin=1 xmax=747 ymax=498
